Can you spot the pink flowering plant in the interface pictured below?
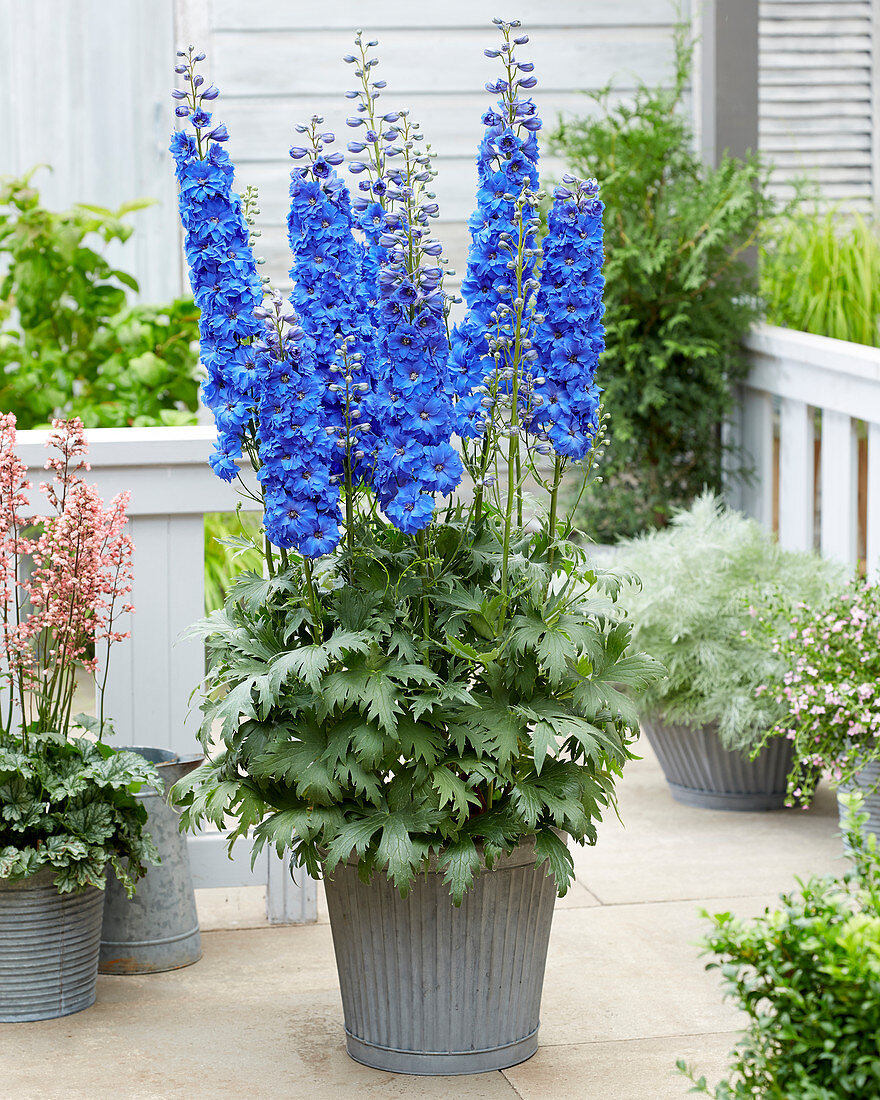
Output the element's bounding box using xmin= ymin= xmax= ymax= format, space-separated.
xmin=0 ymin=414 xmax=159 ymax=894
xmin=754 ymin=578 xmax=880 ymax=807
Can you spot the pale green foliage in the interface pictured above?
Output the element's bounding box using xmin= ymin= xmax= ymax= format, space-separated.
xmin=761 ymin=204 xmax=880 ymax=347
xmin=615 ymin=493 xmax=844 ymax=749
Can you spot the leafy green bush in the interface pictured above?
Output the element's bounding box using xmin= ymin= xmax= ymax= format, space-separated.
xmin=0 ymin=725 xmax=160 ymax=895
xmin=615 ymin=493 xmax=843 ymax=749
xmin=761 ymin=204 xmax=880 ymax=347
xmin=175 ymin=515 xmax=662 ymax=903
xmin=680 ymin=796 xmax=880 ymax=1098
xmin=0 ymin=172 xmax=200 ymax=428
xmin=551 ymin=26 xmax=773 ymax=540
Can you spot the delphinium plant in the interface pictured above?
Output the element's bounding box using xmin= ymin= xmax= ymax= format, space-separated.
xmin=753 ymin=578 xmax=880 ymax=806
xmin=170 ymin=23 xmax=662 ymax=902
xmin=0 ymin=415 xmax=159 ymax=895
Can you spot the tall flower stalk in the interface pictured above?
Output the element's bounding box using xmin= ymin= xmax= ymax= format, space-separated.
xmin=171 ymin=19 xmax=605 ymax=607
xmin=0 ymin=416 xmax=134 ymax=750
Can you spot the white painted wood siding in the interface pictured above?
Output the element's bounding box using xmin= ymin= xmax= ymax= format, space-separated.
xmin=759 ymin=0 xmax=878 ymax=208
xmin=0 ymin=0 xmax=184 ymax=303
xmin=199 ymin=0 xmax=692 ymax=288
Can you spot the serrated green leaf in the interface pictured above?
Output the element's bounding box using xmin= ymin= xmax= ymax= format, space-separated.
xmin=534 ymin=829 xmax=574 ymax=896
xmin=439 ymin=837 xmax=482 ymax=906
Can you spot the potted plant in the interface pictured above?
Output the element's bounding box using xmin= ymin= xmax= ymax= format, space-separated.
xmin=0 ymin=415 xmax=159 ymax=1022
xmin=754 ymin=576 xmax=880 ymax=831
xmin=615 ymin=493 xmax=842 ymax=810
xmin=679 ymin=796 xmax=880 ymax=1097
xmin=168 ymin=22 xmax=661 ymax=1075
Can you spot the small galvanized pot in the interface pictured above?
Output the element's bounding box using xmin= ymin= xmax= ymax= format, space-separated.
xmin=838 ymin=757 xmax=880 ymax=839
xmin=0 ymin=868 xmax=104 ymax=1022
xmin=99 ymin=747 xmax=202 ymax=975
xmin=324 ymin=836 xmax=558 ymax=1076
xmin=641 ymin=718 xmax=795 ymax=811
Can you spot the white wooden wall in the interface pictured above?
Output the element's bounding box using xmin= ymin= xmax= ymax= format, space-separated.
xmin=759 ymin=0 xmax=880 ymax=209
xmin=0 ymin=0 xmax=185 ymax=303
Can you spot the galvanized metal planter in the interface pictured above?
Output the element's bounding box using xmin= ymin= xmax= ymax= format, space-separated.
xmin=641 ymin=718 xmax=795 ymax=811
xmin=838 ymin=758 xmax=880 ymax=838
xmin=323 ymin=837 xmax=558 ymax=1076
xmin=0 ymin=868 xmax=104 ymax=1022
xmin=99 ymin=747 xmax=202 ymax=975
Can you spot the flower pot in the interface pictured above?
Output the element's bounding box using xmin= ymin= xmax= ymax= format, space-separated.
xmin=640 ymin=718 xmax=795 ymax=811
xmin=99 ymin=747 xmax=202 ymax=975
xmin=0 ymin=868 xmax=104 ymax=1022
xmin=838 ymin=757 xmax=880 ymax=839
xmin=323 ymin=837 xmax=558 ymax=1075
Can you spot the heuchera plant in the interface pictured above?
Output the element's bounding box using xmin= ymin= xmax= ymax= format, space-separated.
xmin=0 ymin=416 xmax=159 ymax=894
xmin=754 ymin=578 xmax=880 ymax=806
xmin=171 ymin=22 xmax=662 ymax=901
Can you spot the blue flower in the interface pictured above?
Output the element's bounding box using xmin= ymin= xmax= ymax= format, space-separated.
xmin=170 ymin=75 xmax=262 ymax=479
xmin=531 ymin=176 xmax=605 ymax=461
xmin=384 ymin=482 xmax=436 ymax=534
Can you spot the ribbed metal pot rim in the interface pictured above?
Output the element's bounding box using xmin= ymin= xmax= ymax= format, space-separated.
xmin=335 ymin=830 xmax=563 ymax=876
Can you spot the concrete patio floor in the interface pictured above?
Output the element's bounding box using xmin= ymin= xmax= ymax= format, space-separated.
xmin=5 ymin=741 xmax=843 ymax=1100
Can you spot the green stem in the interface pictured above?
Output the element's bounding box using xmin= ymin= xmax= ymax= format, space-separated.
xmin=416 ymin=529 xmax=431 ymax=661
xmin=302 ymin=558 xmax=322 ymax=644
xmin=501 ymin=429 xmax=517 ymax=605
xmin=264 ymin=535 xmax=275 ymax=578
xmin=515 ymin=445 xmax=523 ymax=528
xmin=547 ymin=456 xmax=562 ymax=570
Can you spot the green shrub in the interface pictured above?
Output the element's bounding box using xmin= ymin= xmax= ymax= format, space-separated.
xmin=680 ymin=797 xmax=880 ymax=1098
xmin=0 ymin=171 xmax=200 ymax=428
xmin=551 ymin=26 xmax=773 ymax=540
xmin=760 ymin=204 xmax=880 ymax=347
xmin=615 ymin=493 xmax=843 ymax=749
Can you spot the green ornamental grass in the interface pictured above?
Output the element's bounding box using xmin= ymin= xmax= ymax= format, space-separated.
xmin=761 ymin=205 xmax=880 ymax=347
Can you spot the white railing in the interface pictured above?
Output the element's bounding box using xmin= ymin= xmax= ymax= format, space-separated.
xmin=14 ymin=426 xmax=315 ymax=923
xmin=729 ymin=323 xmax=880 ymax=577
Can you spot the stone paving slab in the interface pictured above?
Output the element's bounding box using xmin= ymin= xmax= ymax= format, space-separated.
xmin=2 ymin=741 xmax=843 ymax=1099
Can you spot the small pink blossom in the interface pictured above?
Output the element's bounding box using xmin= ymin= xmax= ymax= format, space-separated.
xmin=0 ymin=415 xmax=134 ymax=736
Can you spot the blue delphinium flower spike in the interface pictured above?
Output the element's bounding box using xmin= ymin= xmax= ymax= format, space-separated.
xmin=287 ymin=118 xmax=380 ymax=490
xmin=531 ymin=175 xmax=605 ymax=460
xmin=369 ymin=112 xmax=462 ymax=531
xmin=449 ymin=21 xmax=543 ymax=440
xmin=253 ymin=292 xmax=342 ymax=554
xmin=169 ymin=49 xmax=262 ymax=482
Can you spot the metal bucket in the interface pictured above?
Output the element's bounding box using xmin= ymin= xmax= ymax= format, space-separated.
xmin=0 ymin=868 xmax=104 ymax=1022
xmin=324 ymin=837 xmax=558 ymax=1075
xmin=99 ymin=747 xmax=202 ymax=974
xmin=641 ymin=718 xmax=795 ymax=811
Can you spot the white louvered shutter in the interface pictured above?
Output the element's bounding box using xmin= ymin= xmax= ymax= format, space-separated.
xmin=759 ymin=0 xmax=877 ymax=210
